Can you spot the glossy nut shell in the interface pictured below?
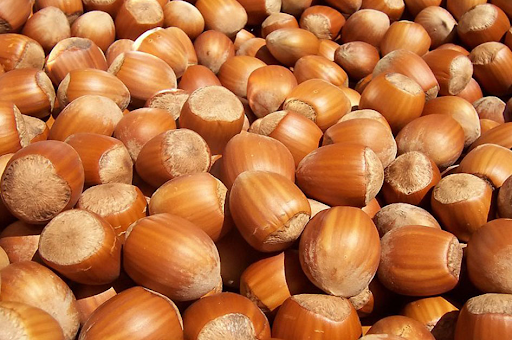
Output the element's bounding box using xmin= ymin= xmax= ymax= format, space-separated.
xmin=299 ymin=206 xmax=381 ymax=297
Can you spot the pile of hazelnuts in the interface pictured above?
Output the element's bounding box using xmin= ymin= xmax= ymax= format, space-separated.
xmin=0 ymin=0 xmax=512 ymax=339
